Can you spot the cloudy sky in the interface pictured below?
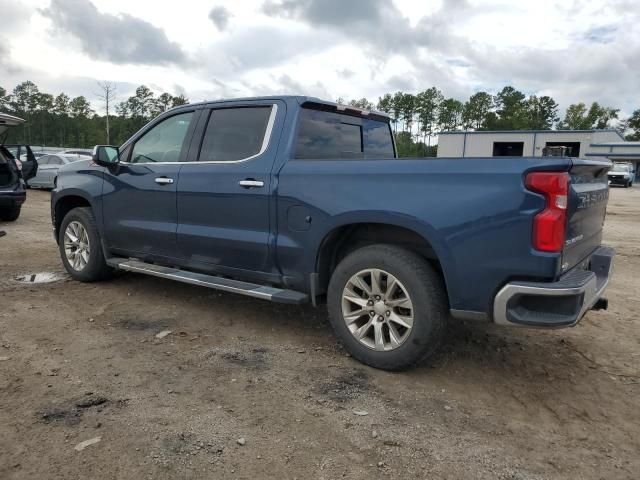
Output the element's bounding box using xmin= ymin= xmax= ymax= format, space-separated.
xmin=1 ymin=0 xmax=638 ymax=116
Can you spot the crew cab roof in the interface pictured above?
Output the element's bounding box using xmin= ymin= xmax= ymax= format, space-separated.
xmin=0 ymin=112 xmax=25 ymax=137
xmin=170 ymin=96 xmax=391 ymax=122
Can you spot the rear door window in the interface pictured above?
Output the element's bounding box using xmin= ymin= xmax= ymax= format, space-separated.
xmin=295 ymin=108 xmax=394 ymax=159
xmin=198 ymin=106 xmax=272 ymax=162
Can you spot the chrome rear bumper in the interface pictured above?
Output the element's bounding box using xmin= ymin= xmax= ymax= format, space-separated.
xmin=493 ymin=246 xmax=614 ymax=327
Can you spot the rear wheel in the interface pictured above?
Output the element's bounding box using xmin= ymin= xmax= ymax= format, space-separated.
xmin=59 ymin=207 xmax=112 ymax=282
xmin=327 ymin=244 xmax=448 ymax=371
xmin=0 ymin=205 xmax=21 ymax=221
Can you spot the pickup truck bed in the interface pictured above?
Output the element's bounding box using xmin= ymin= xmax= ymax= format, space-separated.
xmin=50 ymin=96 xmax=614 ymax=370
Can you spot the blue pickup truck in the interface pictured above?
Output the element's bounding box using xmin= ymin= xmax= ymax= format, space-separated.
xmin=51 ymin=96 xmax=614 ymax=370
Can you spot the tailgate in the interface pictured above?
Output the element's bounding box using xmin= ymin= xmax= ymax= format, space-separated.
xmin=563 ymin=158 xmax=611 ymax=271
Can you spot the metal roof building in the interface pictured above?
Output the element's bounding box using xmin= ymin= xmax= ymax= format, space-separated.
xmin=437 ymin=129 xmax=623 ymax=158
xmin=583 ymin=141 xmax=640 ymax=171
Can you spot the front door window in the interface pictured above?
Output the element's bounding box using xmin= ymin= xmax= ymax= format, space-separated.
xmin=130 ymin=112 xmax=193 ymax=163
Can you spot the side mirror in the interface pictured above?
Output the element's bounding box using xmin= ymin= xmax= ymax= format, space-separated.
xmin=93 ymin=145 xmax=120 ymax=166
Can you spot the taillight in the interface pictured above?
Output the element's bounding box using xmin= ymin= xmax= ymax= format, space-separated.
xmin=525 ymin=172 xmax=569 ymax=253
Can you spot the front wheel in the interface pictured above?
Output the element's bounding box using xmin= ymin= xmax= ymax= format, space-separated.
xmin=59 ymin=207 xmax=112 ymax=282
xmin=327 ymin=244 xmax=448 ymax=371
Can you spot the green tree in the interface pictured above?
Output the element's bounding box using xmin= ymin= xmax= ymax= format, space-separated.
xmin=559 ymin=103 xmax=590 ymax=129
xmin=53 ymin=93 xmax=71 ymax=145
xmin=0 ymin=86 xmax=9 ymax=111
xmin=490 ymin=86 xmax=528 ymax=130
xmin=376 ymin=93 xmax=393 ymax=115
xmin=391 ymin=91 xmax=404 ymax=133
xmin=462 ymin=92 xmax=492 ymax=130
xmin=35 ymin=92 xmax=54 ymax=145
xmin=155 ymin=92 xmax=174 ymax=114
xmin=437 ymin=98 xmax=464 ymax=132
xmin=171 ymin=94 xmax=189 ymax=108
xmin=399 ymin=93 xmax=416 ymax=134
xmin=69 ymin=96 xmax=93 ymax=118
xmin=415 ymin=87 xmax=443 ymax=147
xmin=348 ymin=98 xmax=374 ymax=110
xmin=128 ymin=85 xmax=155 ymax=119
xmin=593 ymin=105 xmax=619 ymax=129
xmin=624 ymin=109 xmax=640 ymax=140
xmin=526 ymin=95 xmax=559 ymax=130
xmin=10 ymin=81 xmax=40 ymax=142
xmin=69 ymin=96 xmax=93 ymax=147
xmin=559 ymin=102 xmax=619 ymax=130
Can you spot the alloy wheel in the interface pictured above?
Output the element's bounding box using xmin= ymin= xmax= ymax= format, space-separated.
xmin=64 ymin=221 xmax=90 ymax=271
xmin=341 ymin=268 xmax=414 ymax=351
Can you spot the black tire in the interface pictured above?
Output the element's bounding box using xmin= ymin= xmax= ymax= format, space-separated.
xmin=327 ymin=244 xmax=448 ymax=371
xmin=58 ymin=207 xmax=112 ymax=282
xmin=0 ymin=205 xmax=21 ymax=222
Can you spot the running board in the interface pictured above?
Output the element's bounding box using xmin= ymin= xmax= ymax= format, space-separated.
xmin=107 ymin=258 xmax=308 ymax=305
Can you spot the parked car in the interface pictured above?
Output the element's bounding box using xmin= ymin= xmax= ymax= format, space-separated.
xmin=0 ymin=114 xmax=38 ymax=221
xmin=607 ymin=163 xmax=635 ymax=187
xmin=60 ymin=149 xmax=93 ymax=156
xmin=29 ymin=154 xmax=88 ymax=189
xmin=3 ymin=144 xmax=49 ymax=187
xmin=51 ymin=96 xmax=615 ymax=370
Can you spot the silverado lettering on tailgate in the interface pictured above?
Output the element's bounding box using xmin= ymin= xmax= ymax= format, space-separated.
xmin=577 ymin=189 xmax=608 ymax=210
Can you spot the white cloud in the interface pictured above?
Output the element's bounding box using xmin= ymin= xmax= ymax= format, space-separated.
xmin=1 ymin=0 xmax=638 ymax=117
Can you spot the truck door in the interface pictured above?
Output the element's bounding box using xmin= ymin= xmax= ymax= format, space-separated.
xmin=101 ymin=110 xmax=197 ymax=259
xmin=176 ymin=101 xmax=283 ymax=274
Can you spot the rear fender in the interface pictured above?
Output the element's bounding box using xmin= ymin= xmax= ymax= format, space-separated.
xmin=313 ymin=212 xmax=456 ymax=302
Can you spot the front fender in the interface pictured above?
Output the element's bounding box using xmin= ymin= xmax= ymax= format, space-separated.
xmin=51 ymin=165 xmax=106 ymax=241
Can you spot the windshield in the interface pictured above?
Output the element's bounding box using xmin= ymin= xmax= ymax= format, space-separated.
xmin=611 ymin=164 xmax=630 ymax=172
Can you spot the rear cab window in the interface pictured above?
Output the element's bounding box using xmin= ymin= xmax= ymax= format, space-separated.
xmin=294 ymin=105 xmax=395 ymax=160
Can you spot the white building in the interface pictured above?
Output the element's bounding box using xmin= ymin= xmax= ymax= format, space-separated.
xmin=583 ymin=141 xmax=640 ymax=173
xmin=437 ymin=129 xmax=640 ymax=172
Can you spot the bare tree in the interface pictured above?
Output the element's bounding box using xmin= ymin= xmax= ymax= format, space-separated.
xmin=96 ymin=81 xmax=117 ymax=144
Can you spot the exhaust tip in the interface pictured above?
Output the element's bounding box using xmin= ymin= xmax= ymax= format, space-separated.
xmin=591 ymin=297 xmax=608 ymax=311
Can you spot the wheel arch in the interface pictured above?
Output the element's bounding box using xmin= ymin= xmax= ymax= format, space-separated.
xmin=52 ymin=192 xmax=96 ymax=244
xmin=313 ymin=218 xmax=454 ymax=304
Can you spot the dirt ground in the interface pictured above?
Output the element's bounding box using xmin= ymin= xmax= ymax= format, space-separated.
xmin=0 ymin=187 xmax=638 ymax=480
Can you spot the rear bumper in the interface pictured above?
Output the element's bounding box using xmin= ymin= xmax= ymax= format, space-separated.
xmin=0 ymin=190 xmax=26 ymax=207
xmin=493 ymin=246 xmax=614 ymax=327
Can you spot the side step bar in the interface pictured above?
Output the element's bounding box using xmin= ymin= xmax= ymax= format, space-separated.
xmin=107 ymin=258 xmax=308 ymax=305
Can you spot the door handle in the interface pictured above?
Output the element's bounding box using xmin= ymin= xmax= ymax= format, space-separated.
xmin=155 ymin=177 xmax=174 ymax=185
xmin=238 ymin=179 xmax=264 ymax=188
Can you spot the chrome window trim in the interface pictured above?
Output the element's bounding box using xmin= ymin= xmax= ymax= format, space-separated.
xmin=118 ymin=104 xmax=278 ymax=166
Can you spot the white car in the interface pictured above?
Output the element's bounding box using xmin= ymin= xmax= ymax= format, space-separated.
xmin=29 ymin=154 xmax=89 ymax=189
xmin=60 ymin=149 xmax=93 ymax=156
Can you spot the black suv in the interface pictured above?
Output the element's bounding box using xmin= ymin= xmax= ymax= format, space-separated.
xmin=0 ymin=113 xmax=38 ymax=221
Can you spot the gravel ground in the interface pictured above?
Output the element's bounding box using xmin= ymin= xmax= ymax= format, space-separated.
xmin=0 ymin=187 xmax=638 ymax=479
